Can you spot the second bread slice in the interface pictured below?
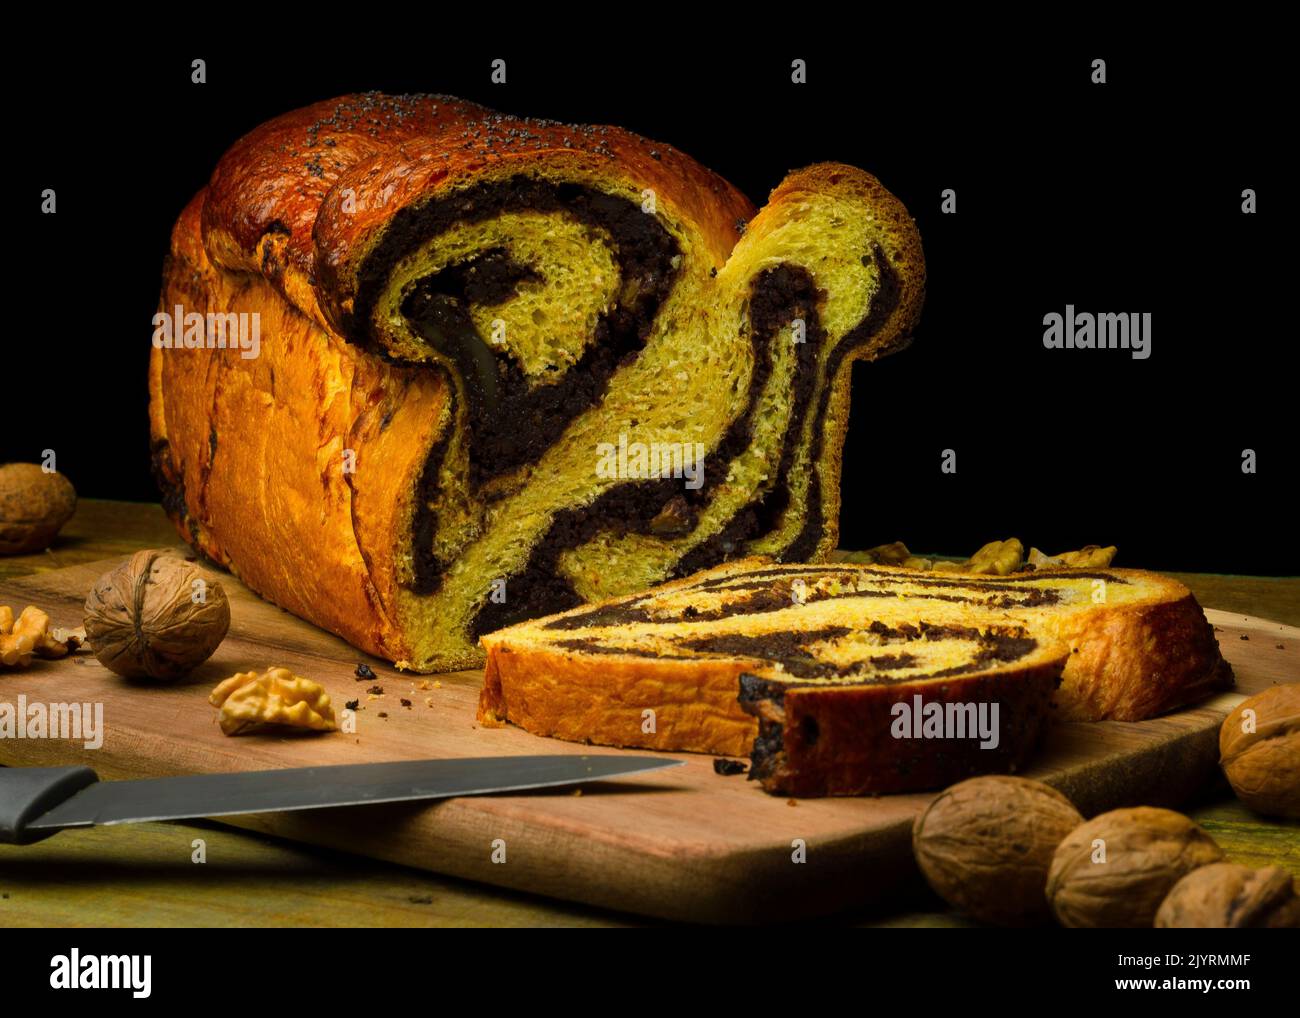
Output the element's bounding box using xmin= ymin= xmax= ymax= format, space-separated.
xmin=478 ymin=558 xmax=1232 ymax=795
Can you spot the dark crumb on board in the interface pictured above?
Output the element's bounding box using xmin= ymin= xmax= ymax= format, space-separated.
xmin=355 ymin=663 xmax=376 ymax=680
xmin=378 ymin=712 xmax=389 ymax=719
xmin=786 ymin=799 xmax=799 ymax=807
xmin=1240 ymin=635 xmax=1250 ymax=641
xmin=1278 ymin=644 xmax=1286 ymax=650
xmin=400 ymin=698 xmax=412 ymax=708
xmin=367 ymin=685 xmax=384 ymax=695
xmin=345 ymin=699 xmax=359 ymax=711
xmin=713 ymin=758 xmax=747 ymax=776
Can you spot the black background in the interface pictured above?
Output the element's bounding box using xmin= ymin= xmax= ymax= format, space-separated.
xmin=8 ymin=35 xmax=1295 ymax=574
xmin=2 ymin=927 xmax=1294 ymax=1003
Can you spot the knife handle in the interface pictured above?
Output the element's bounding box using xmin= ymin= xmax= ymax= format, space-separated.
xmin=0 ymin=765 xmax=99 ymax=844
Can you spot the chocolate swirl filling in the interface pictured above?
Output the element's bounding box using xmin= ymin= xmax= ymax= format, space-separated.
xmin=469 ymin=261 xmax=830 ymax=635
xmin=354 ymin=177 xmax=680 ymax=594
xmin=470 ymin=245 xmax=905 ymax=634
xmin=356 ymin=178 xmax=907 ymax=627
xmin=553 ymin=621 xmax=1040 ymax=684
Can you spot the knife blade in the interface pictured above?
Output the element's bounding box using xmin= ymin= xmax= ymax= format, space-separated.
xmin=0 ymin=755 xmax=683 ymax=845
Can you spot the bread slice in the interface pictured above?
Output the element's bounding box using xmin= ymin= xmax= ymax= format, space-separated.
xmin=149 ymin=93 xmax=924 ymax=673
xmin=478 ymin=558 xmax=1233 ymax=795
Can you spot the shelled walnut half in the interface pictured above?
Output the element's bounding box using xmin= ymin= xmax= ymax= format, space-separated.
xmin=0 ymin=605 xmax=78 ymax=668
xmin=964 ymin=538 xmax=1025 ymax=575
xmin=1027 ymin=545 xmax=1118 ymax=569
xmin=840 ymin=538 xmax=1115 ymax=574
xmin=209 ymin=667 xmax=337 ymax=736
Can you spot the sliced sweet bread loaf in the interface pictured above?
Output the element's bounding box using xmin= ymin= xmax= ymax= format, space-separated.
xmin=149 ymin=94 xmax=924 ymax=673
xmin=478 ymin=558 xmax=1233 ymax=795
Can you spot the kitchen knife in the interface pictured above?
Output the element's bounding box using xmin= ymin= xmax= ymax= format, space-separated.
xmin=0 ymin=755 xmax=683 ymax=844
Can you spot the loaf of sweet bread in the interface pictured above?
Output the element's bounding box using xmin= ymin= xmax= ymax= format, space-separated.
xmin=149 ymin=94 xmax=924 ymax=671
xmin=478 ymin=558 xmax=1234 ymax=795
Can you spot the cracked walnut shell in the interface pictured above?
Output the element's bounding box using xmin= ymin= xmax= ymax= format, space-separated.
xmin=1046 ymin=807 xmax=1224 ymax=928
xmin=83 ymin=550 xmax=230 ymax=680
xmin=209 ymin=667 xmax=337 ymax=735
xmin=912 ymin=776 xmax=1084 ymax=925
xmin=1156 ymin=863 xmax=1300 ymax=928
xmin=1219 ymin=683 xmax=1300 ymax=819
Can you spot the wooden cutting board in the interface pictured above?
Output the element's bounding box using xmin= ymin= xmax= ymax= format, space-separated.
xmin=1 ymin=550 xmax=1295 ymax=923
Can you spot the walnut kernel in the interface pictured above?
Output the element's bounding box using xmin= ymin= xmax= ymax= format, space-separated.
xmin=964 ymin=538 xmax=1025 ymax=575
xmin=1028 ymin=545 xmax=1118 ymax=569
xmin=0 ymin=605 xmax=76 ymax=668
xmin=842 ymin=537 xmax=1114 ymax=575
xmin=209 ymin=667 xmax=337 ymax=736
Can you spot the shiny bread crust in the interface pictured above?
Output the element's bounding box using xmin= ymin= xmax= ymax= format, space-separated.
xmin=201 ymin=93 xmax=754 ymax=326
xmin=150 ymin=94 xmax=923 ymax=670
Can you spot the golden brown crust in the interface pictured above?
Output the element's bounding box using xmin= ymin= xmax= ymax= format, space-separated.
xmin=151 ymin=191 xmax=430 ymax=662
xmin=201 ymin=92 xmax=754 ymax=329
xmin=315 ymin=144 xmax=752 ymax=333
xmin=203 ymin=96 xmax=489 ymax=291
xmin=152 ymin=94 xmax=923 ymax=671
xmin=479 ymin=641 xmax=761 ymax=757
xmin=1037 ymin=573 xmax=1234 ymax=721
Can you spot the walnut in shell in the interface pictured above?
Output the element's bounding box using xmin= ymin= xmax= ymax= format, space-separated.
xmin=1219 ymin=684 xmax=1300 ymax=819
xmin=209 ymin=667 xmax=336 ymax=736
xmin=1156 ymin=863 xmax=1300 ymax=928
xmin=913 ymin=776 xmax=1084 ymax=925
xmin=1046 ymin=807 xmax=1224 ymax=928
xmin=83 ymin=550 xmax=230 ymax=680
xmin=0 ymin=462 xmax=77 ymax=555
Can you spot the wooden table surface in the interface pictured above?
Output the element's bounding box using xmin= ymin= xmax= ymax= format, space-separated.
xmin=2 ymin=500 xmax=1297 ymax=927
